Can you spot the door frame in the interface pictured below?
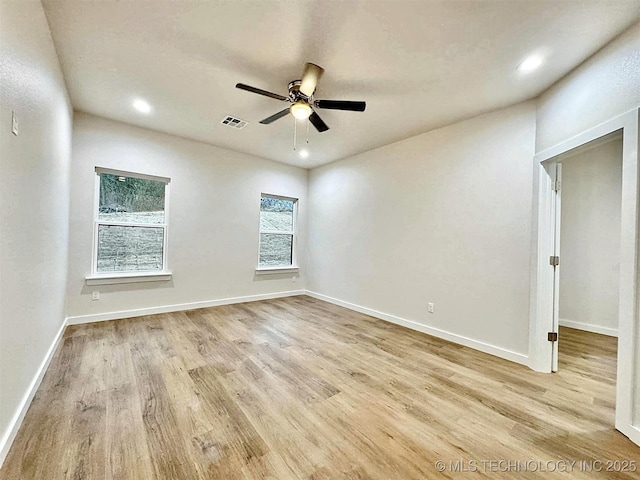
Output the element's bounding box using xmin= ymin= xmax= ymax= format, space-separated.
xmin=529 ymin=108 xmax=639 ymax=445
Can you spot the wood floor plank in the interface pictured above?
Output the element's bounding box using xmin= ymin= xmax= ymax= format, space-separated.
xmin=2 ymin=297 xmax=638 ymax=479
xmin=105 ymin=382 xmax=155 ymax=480
xmin=129 ymin=320 xmax=201 ymax=480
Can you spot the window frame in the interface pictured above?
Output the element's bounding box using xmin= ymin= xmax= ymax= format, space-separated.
xmin=86 ymin=167 xmax=172 ymax=284
xmin=256 ymin=193 xmax=299 ymax=274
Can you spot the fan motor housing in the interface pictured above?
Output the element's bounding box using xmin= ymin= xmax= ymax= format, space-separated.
xmin=288 ymin=80 xmax=310 ymax=101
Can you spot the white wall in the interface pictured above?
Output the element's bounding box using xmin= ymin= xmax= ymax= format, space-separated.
xmin=0 ymin=0 xmax=72 ymax=464
xmin=559 ymin=138 xmax=623 ymax=336
xmin=66 ymin=113 xmax=307 ymax=320
xmin=536 ymin=22 xmax=639 ymax=152
xmin=308 ymin=102 xmax=536 ymax=359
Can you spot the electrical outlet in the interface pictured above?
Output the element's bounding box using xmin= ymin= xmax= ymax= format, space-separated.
xmin=292 ymin=276 xmax=296 ymax=283
xmin=92 ymin=290 xmax=100 ymax=301
xmin=428 ymin=302 xmax=435 ymax=313
xmin=11 ymin=110 xmax=18 ymax=136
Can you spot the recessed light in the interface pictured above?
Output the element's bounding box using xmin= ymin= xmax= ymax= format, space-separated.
xmin=299 ymin=149 xmax=309 ymax=158
xmin=132 ymin=98 xmax=152 ymax=114
xmin=517 ymin=54 xmax=544 ymax=73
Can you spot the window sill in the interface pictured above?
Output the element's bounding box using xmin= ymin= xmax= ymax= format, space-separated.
xmin=255 ymin=266 xmax=299 ymax=275
xmin=85 ymin=272 xmax=172 ymax=285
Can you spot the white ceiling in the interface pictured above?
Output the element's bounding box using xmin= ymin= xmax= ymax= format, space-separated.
xmin=42 ymin=0 xmax=640 ymax=169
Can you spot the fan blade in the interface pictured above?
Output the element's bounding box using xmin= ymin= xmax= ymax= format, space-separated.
xmin=236 ymin=83 xmax=288 ymax=101
xmin=299 ymin=63 xmax=324 ymax=97
xmin=308 ymin=111 xmax=329 ymax=132
xmin=259 ymin=108 xmax=290 ymax=124
xmin=315 ymin=100 xmax=366 ymax=112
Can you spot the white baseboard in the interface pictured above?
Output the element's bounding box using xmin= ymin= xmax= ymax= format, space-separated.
xmin=0 ymin=318 xmax=67 ymax=469
xmin=559 ymin=318 xmax=618 ymax=337
xmin=625 ymin=425 xmax=640 ymax=447
xmin=305 ymin=291 xmax=529 ymax=366
xmin=66 ymin=290 xmax=306 ymax=325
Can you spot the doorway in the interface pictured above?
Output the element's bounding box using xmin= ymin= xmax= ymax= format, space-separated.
xmin=530 ymin=108 xmax=639 ymax=446
xmin=555 ymin=135 xmax=623 ymax=422
xmin=558 ymin=137 xmax=622 ymax=334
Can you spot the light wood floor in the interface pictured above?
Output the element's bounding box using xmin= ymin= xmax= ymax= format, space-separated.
xmin=2 ymin=296 xmax=638 ymax=479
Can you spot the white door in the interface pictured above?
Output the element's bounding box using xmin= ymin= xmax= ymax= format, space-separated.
xmin=550 ymin=162 xmax=562 ymax=372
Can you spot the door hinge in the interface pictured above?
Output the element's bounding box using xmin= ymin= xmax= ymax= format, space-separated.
xmin=553 ymin=180 xmax=561 ymax=192
xmin=548 ymin=332 xmax=558 ymax=342
xmin=549 ymin=255 xmax=559 ymax=267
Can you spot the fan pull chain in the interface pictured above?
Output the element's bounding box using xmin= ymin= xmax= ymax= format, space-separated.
xmin=293 ymin=116 xmax=297 ymax=151
xmin=306 ymin=117 xmax=310 ymax=144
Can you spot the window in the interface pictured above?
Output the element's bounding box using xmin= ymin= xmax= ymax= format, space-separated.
xmin=91 ymin=168 xmax=170 ymax=279
xmin=258 ymin=194 xmax=297 ymax=269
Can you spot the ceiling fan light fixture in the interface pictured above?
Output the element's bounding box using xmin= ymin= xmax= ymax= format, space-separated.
xmin=236 ymin=61 xmax=365 ymax=133
xmin=290 ymin=101 xmax=312 ymax=120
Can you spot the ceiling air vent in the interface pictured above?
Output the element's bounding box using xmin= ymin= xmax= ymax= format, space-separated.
xmin=220 ymin=116 xmax=248 ymax=129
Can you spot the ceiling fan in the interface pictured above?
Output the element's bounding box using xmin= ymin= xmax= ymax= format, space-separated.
xmin=235 ymin=62 xmax=366 ymax=133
